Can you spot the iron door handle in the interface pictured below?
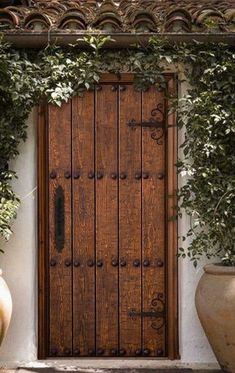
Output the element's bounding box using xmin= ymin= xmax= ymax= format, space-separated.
xmin=55 ymin=185 xmax=65 ymax=253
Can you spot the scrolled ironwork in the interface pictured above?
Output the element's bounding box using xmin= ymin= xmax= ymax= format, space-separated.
xmin=150 ymin=103 xmax=165 ymax=145
xmin=151 ymin=292 xmax=165 ymax=331
xmin=128 ymin=292 xmax=165 ymax=331
xmin=127 ymin=103 xmax=166 ymax=145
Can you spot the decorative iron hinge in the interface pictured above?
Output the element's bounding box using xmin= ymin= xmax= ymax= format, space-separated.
xmin=128 ymin=293 xmax=165 ymax=331
xmin=127 ymin=118 xmax=163 ymax=129
xmin=127 ymin=103 xmax=166 ymax=145
xmin=128 ymin=310 xmax=164 ymax=318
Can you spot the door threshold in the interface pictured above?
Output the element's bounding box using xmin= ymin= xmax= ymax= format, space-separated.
xmin=18 ymin=360 xmax=220 ymax=371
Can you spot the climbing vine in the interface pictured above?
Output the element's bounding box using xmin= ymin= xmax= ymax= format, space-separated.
xmin=0 ymin=35 xmax=234 ymax=265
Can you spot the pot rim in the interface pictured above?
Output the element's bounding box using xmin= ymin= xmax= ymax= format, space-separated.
xmin=204 ymin=263 xmax=235 ymax=275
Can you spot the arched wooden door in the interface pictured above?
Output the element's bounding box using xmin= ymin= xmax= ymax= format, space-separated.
xmin=38 ymin=74 xmax=178 ymax=359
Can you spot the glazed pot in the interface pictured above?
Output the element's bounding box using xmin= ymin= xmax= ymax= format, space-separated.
xmin=0 ymin=269 xmax=12 ymax=346
xmin=195 ymin=264 xmax=235 ymax=373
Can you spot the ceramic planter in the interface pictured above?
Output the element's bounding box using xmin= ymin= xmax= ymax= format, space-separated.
xmin=195 ymin=264 xmax=235 ymax=373
xmin=0 ymin=269 xmax=12 ymax=346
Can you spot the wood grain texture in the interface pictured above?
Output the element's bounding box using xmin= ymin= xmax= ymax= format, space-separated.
xmin=48 ymin=102 xmax=72 ymax=357
xmin=72 ymin=93 xmax=95 ymax=356
xmin=37 ymin=102 xmax=49 ymax=359
xmin=119 ymin=85 xmax=142 ymax=356
xmin=95 ymin=84 xmax=119 ymax=356
xmin=142 ymin=87 xmax=166 ymax=357
xmin=166 ymin=76 xmax=179 ymax=359
xmin=100 ymin=74 xmax=134 ymax=83
xmin=38 ymin=74 xmax=178 ymax=359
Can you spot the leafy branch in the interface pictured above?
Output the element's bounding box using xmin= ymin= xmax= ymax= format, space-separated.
xmin=0 ymin=35 xmax=234 ymax=265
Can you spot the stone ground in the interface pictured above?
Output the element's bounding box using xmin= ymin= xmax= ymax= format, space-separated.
xmin=0 ymin=369 xmax=223 ymax=373
xmin=20 ymin=369 xmax=221 ymax=371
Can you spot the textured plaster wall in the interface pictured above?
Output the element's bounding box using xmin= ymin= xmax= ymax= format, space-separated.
xmin=0 ymin=111 xmax=37 ymax=363
xmin=0 ymin=94 xmax=217 ymax=365
xmin=177 ymin=76 xmax=217 ymax=365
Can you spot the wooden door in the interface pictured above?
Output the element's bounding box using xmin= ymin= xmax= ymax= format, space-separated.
xmin=39 ymin=76 xmax=178 ymax=359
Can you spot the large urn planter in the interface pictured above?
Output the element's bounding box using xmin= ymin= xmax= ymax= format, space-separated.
xmin=0 ymin=270 xmax=12 ymax=347
xmin=195 ymin=264 xmax=235 ymax=373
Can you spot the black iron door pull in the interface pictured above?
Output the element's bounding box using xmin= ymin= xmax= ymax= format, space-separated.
xmin=55 ymin=185 xmax=65 ymax=252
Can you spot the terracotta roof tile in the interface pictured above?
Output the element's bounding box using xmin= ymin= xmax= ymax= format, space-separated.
xmin=0 ymin=0 xmax=235 ymax=34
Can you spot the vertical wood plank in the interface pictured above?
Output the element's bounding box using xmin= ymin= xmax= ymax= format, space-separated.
xmin=38 ymin=102 xmax=48 ymax=359
xmin=40 ymin=74 xmax=178 ymax=360
xmin=48 ymin=102 xmax=72 ymax=357
xmin=166 ymin=76 xmax=179 ymax=359
xmin=142 ymin=87 xmax=166 ymax=357
xmin=72 ymin=93 xmax=95 ymax=356
xmin=95 ymin=84 xmax=119 ymax=356
xmin=119 ymin=85 xmax=142 ymax=356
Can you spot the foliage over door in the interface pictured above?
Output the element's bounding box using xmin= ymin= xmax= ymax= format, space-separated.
xmin=48 ymin=81 xmax=169 ymax=358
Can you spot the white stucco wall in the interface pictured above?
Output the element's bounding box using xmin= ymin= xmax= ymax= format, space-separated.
xmin=0 ymin=92 xmax=217 ymax=366
xmin=0 ymin=110 xmax=37 ymax=363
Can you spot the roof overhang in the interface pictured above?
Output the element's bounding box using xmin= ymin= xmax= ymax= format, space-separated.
xmin=3 ymin=31 xmax=235 ymax=49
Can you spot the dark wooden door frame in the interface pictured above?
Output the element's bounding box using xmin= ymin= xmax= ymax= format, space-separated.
xmin=37 ymin=73 xmax=179 ymax=360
